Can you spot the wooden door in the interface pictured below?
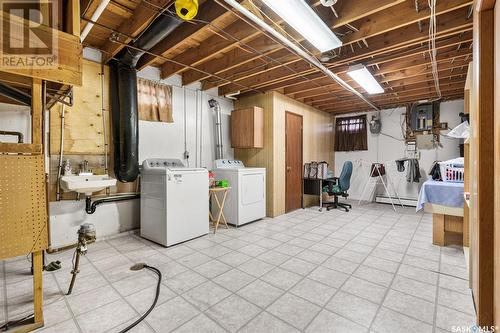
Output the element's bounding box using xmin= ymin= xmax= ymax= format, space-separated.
xmin=285 ymin=112 xmax=303 ymax=213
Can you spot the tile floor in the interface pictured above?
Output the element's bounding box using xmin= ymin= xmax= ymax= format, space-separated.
xmin=1 ymin=202 xmax=476 ymax=333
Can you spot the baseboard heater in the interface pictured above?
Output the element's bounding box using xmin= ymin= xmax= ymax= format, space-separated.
xmin=375 ymin=196 xmax=418 ymax=207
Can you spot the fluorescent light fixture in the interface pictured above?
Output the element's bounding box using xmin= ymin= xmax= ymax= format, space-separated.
xmin=260 ymin=0 xmax=342 ymax=52
xmin=347 ymin=64 xmax=384 ymax=94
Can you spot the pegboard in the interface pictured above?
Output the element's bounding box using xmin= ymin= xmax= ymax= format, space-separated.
xmin=0 ymin=154 xmax=48 ymax=259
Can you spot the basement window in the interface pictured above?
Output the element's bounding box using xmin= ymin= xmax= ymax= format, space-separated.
xmin=334 ymin=115 xmax=368 ymax=152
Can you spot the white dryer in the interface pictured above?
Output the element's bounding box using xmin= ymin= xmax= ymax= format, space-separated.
xmin=141 ymin=159 xmax=208 ymax=247
xmin=213 ymin=159 xmax=266 ymax=226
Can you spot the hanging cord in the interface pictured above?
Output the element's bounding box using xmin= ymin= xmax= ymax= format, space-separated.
xmin=428 ymin=0 xmax=442 ymax=98
xmin=118 ymin=264 xmax=162 ymax=333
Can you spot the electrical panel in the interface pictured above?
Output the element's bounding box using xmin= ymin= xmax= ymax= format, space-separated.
xmin=410 ymin=103 xmax=435 ymax=132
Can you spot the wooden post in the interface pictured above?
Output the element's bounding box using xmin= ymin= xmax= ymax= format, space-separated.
xmin=32 ymin=79 xmax=43 ymax=145
xmin=32 ymin=250 xmax=44 ymax=324
xmin=66 ymin=0 xmax=80 ymax=37
xmin=432 ymin=213 xmax=445 ymax=246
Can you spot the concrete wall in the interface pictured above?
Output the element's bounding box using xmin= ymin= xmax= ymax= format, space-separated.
xmin=334 ymin=100 xmax=464 ymax=202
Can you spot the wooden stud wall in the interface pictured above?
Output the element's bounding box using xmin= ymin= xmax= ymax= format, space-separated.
xmin=50 ymin=60 xmax=109 ymax=155
xmin=48 ymin=59 xmax=136 ymax=201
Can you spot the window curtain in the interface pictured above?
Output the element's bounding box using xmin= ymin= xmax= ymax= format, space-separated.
xmin=137 ymin=78 xmax=173 ymax=123
xmin=334 ymin=114 xmax=368 ymax=151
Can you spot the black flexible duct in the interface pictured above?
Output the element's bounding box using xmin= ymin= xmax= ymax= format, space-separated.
xmin=0 ymin=83 xmax=31 ymax=106
xmin=110 ymin=61 xmax=140 ymax=182
xmin=118 ymin=15 xmax=183 ymax=67
xmin=110 ymin=12 xmax=182 ymax=183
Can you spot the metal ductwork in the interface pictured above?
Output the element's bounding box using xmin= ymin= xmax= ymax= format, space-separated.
xmin=208 ymin=99 xmax=223 ymax=160
xmin=110 ymin=12 xmax=183 ymax=182
xmin=0 ymin=82 xmax=31 ymax=106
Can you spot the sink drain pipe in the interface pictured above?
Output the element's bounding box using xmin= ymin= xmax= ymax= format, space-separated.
xmin=85 ymin=193 xmax=140 ymax=214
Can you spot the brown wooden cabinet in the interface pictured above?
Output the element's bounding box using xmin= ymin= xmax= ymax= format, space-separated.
xmin=231 ymin=107 xmax=264 ymax=148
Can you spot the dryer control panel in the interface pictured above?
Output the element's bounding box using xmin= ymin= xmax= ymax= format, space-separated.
xmin=215 ymin=159 xmax=245 ymax=169
xmin=142 ymin=159 xmax=185 ymax=170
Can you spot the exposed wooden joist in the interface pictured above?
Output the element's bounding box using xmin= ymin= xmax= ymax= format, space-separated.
xmin=181 ymin=0 xmax=406 ymax=85
xmin=136 ymin=0 xmax=229 ymax=70
xmin=323 ymin=90 xmax=465 ymax=113
xmin=204 ymin=2 xmax=471 ymax=93
xmin=166 ymin=0 xmax=400 ymax=84
xmin=216 ymin=9 xmax=472 ymax=95
xmin=341 ymin=0 xmax=472 ymax=45
xmin=328 ymin=92 xmax=465 ymax=114
xmin=302 ymin=66 xmax=470 ymax=103
xmin=312 ymin=81 xmax=466 ymax=109
xmin=101 ymin=0 xmax=173 ymax=62
xmin=283 ymin=32 xmax=472 ymax=96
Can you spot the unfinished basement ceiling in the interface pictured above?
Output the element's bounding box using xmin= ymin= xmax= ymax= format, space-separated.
xmin=80 ymin=0 xmax=472 ymax=114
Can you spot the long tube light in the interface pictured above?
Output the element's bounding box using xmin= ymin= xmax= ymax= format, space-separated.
xmin=347 ymin=65 xmax=384 ymax=95
xmin=260 ymin=0 xmax=342 ymax=52
xmin=221 ymin=0 xmax=380 ymax=111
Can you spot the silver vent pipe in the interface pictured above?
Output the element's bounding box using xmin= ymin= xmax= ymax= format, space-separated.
xmin=208 ymin=99 xmax=223 ymax=160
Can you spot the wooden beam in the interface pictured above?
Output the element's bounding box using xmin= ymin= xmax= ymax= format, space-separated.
xmin=216 ymin=10 xmax=472 ymax=95
xmin=168 ymin=0 xmax=402 ymax=84
xmin=322 ymin=90 xmax=465 ymax=113
xmin=66 ymin=0 xmax=81 ymax=36
xmin=101 ymin=0 xmax=173 ymax=62
xmin=0 ymin=143 xmax=42 ymax=154
xmin=329 ymin=93 xmax=465 ymax=114
xmin=306 ymin=74 xmax=468 ymax=105
xmin=205 ymin=3 xmax=472 ymax=93
xmin=342 ymin=0 xmax=472 ymax=45
xmin=283 ymin=32 xmax=472 ymax=95
xmin=33 ymin=250 xmax=44 ymax=324
xmin=327 ymin=0 xmax=407 ymax=28
xmin=288 ymin=44 xmax=472 ymax=99
xmin=475 ymin=0 xmax=496 ymax=10
xmin=31 ymin=79 xmax=43 ymax=145
xmin=312 ymin=82 xmax=466 ymax=109
xmin=159 ymin=18 xmax=261 ymax=79
xmin=136 ymin=0 xmax=228 ymax=70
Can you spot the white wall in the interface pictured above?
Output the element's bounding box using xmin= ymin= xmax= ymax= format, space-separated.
xmin=335 ymin=100 xmax=464 ymax=201
xmin=0 ymin=48 xmax=235 ymax=248
xmin=137 ymin=67 xmax=234 ymax=169
xmin=0 ymin=103 xmax=31 ymax=143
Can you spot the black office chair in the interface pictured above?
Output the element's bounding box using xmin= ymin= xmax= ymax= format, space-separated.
xmin=326 ymin=161 xmax=353 ymax=212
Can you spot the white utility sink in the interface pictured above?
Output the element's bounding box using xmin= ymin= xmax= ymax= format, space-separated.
xmin=61 ymin=175 xmax=116 ymax=196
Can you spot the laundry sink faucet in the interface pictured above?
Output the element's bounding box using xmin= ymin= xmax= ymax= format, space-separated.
xmin=79 ymin=160 xmax=93 ymax=176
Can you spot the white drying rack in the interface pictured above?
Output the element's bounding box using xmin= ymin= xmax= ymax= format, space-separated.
xmin=356 ymin=159 xmax=404 ymax=212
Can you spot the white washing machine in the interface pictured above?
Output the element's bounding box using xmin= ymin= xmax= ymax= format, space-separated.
xmin=213 ymin=159 xmax=266 ymax=226
xmin=141 ymin=158 xmax=208 ymax=247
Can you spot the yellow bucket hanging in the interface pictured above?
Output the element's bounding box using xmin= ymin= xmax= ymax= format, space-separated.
xmin=175 ymin=0 xmax=198 ymax=21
